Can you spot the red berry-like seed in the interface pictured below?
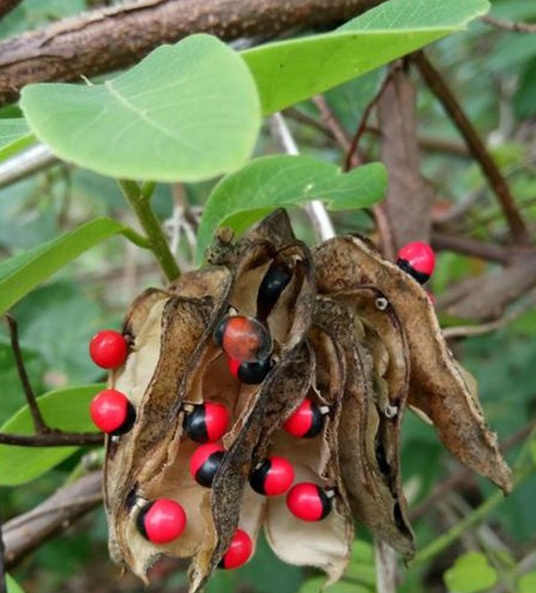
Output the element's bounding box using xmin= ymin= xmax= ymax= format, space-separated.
xmin=138 ymin=499 xmax=187 ymax=544
xmin=89 ymin=330 xmax=128 ymax=369
xmin=190 ymin=443 xmax=225 ymax=488
xmin=220 ymin=529 xmax=253 ymax=570
xmin=396 ymin=242 xmax=436 ymax=284
xmin=250 ymin=456 xmax=295 ymax=496
xmin=286 ymin=483 xmax=332 ymax=522
xmin=214 ymin=316 xmax=272 ymax=363
xmin=227 ymin=356 xmax=273 ymax=385
xmin=183 ymin=402 xmax=230 ymax=443
xmin=90 ymin=389 xmax=134 ymax=434
xmin=283 ymin=399 xmax=324 ymax=438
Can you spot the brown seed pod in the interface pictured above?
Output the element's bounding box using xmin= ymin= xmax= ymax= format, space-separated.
xmin=102 ymin=210 xmax=512 ymax=592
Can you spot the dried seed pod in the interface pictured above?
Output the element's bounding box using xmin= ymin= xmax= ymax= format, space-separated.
xmin=314 ymin=235 xmax=512 ymax=493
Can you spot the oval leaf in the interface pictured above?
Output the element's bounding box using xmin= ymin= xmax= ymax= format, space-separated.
xmin=20 ymin=34 xmax=261 ymax=182
xmin=0 ymin=118 xmax=34 ymax=162
xmin=0 ymin=384 xmax=103 ymax=486
xmin=0 ymin=217 xmax=124 ymax=315
xmin=242 ymin=0 xmax=489 ymax=114
xmin=196 ymin=155 xmax=387 ymax=262
xmin=444 ymin=552 xmax=498 ymax=593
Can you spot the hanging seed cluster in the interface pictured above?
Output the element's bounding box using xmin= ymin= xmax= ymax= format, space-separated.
xmin=94 ymin=210 xmax=512 ymax=591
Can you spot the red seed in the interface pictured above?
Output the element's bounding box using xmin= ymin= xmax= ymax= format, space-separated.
xmin=214 ymin=316 xmax=272 ymax=363
xmin=220 ymin=529 xmax=253 ymax=569
xmin=396 ymin=242 xmax=436 ymax=284
xmin=183 ymin=402 xmax=230 ymax=443
xmin=250 ymin=456 xmax=295 ymax=496
xmin=90 ymin=389 xmax=134 ymax=435
xmin=89 ymin=330 xmax=128 ymax=369
xmin=137 ymin=499 xmax=187 ymax=544
xmin=286 ymin=483 xmax=332 ymax=521
xmin=190 ymin=443 xmax=225 ymax=488
xmin=283 ymin=399 xmax=324 ymax=439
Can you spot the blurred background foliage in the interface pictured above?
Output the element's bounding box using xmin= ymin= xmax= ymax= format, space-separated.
xmin=0 ymin=0 xmax=535 ymax=592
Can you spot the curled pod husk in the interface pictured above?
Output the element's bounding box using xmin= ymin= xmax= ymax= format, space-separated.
xmin=313 ymin=296 xmax=414 ymax=558
xmin=314 ymin=235 xmax=512 ymax=493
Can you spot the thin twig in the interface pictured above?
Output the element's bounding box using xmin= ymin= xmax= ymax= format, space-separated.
xmin=431 ymin=231 xmax=510 ymax=265
xmin=442 ymin=293 xmax=536 ymax=339
xmin=375 ymin=539 xmax=397 ymax=593
xmin=312 ymin=95 xmax=360 ymax=167
xmin=269 ymin=112 xmax=335 ymax=241
xmin=0 ymin=432 xmax=104 ymax=447
xmin=344 ymin=71 xmax=392 ymax=172
xmin=414 ymin=52 xmax=529 ymax=245
xmin=482 ymin=15 xmax=536 ymax=34
xmin=4 ymin=315 xmax=49 ymax=434
xmin=410 ymin=421 xmax=534 ymax=523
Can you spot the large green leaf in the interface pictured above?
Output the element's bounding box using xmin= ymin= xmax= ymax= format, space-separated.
xmin=0 ymin=384 xmax=103 ymax=486
xmin=6 ymin=574 xmax=27 ymax=593
xmin=196 ymin=155 xmax=387 ymax=262
xmin=0 ymin=218 xmax=124 ymax=316
xmin=0 ymin=118 xmax=34 ymax=162
xmin=443 ymin=552 xmax=498 ymax=593
xmin=20 ymin=35 xmax=261 ymax=182
xmin=242 ymin=0 xmax=489 ymax=114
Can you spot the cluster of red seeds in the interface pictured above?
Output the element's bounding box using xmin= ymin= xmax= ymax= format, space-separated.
xmin=88 ymin=241 xmax=436 ymax=570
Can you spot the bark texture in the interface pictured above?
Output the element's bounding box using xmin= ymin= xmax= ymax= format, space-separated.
xmin=0 ymin=0 xmax=383 ymax=107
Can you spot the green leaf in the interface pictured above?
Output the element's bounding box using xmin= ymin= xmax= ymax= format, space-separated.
xmin=6 ymin=573 xmax=27 ymax=593
xmin=20 ymin=34 xmax=261 ymax=182
xmin=0 ymin=217 xmax=124 ymax=316
xmin=444 ymin=552 xmax=498 ymax=593
xmin=0 ymin=384 xmax=103 ymax=486
xmin=196 ymin=155 xmax=387 ymax=262
xmin=519 ymin=571 xmax=536 ymax=593
xmin=0 ymin=118 xmax=34 ymax=162
xmin=242 ymin=0 xmax=489 ymax=114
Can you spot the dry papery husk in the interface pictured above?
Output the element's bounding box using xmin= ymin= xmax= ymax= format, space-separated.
xmin=103 ymin=210 xmax=512 ymax=592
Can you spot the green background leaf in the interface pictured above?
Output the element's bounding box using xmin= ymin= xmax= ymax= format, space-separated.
xmin=6 ymin=573 xmax=27 ymax=593
xmin=20 ymin=34 xmax=261 ymax=182
xmin=444 ymin=552 xmax=498 ymax=593
xmin=0 ymin=118 xmax=34 ymax=162
xmin=196 ymin=155 xmax=386 ymax=262
xmin=0 ymin=217 xmax=124 ymax=315
xmin=0 ymin=384 xmax=103 ymax=486
xmin=242 ymin=0 xmax=489 ymax=114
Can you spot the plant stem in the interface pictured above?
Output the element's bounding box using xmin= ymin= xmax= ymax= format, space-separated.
xmin=4 ymin=315 xmax=49 ymax=434
xmin=413 ymin=466 xmax=532 ymax=566
xmin=118 ymin=179 xmax=180 ymax=281
xmin=0 ymin=432 xmax=104 ymax=447
xmin=119 ymin=227 xmax=151 ymax=249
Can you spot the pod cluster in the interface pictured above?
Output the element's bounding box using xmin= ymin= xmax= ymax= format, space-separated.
xmin=93 ymin=210 xmax=511 ymax=591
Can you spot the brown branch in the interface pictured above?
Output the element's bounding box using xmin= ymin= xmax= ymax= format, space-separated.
xmin=377 ymin=64 xmax=433 ymax=254
xmin=0 ymin=0 xmax=384 ymax=108
xmin=431 ymin=231 xmax=510 ymax=265
xmin=3 ymin=471 xmax=102 ymax=568
xmin=0 ymin=0 xmax=23 ymax=22
xmin=0 ymin=431 xmax=103 ymax=447
xmin=482 ymin=14 xmax=536 ymax=34
xmin=312 ymin=95 xmax=361 ymax=167
xmin=344 ymin=71 xmax=391 ymax=172
xmin=413 ymin=52 xmax=530 ymax=245
xmin=4 ymin=315 xmax=49 ymax=434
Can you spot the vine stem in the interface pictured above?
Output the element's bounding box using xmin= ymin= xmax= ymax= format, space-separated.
xmin=118 ymin=179 xmax=180 ymax=281
xmin=270 ymin=112 xmax=336 ymax=241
